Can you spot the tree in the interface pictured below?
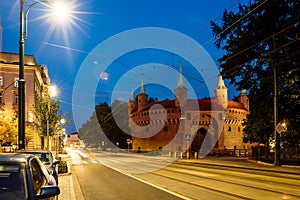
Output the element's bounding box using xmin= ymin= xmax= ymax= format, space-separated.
xmin=0 ymin=106 xmax=18 ymax=144
xmin=32 ymin=96 xmax=70 ymax=148
xmin=78 ymin=111 xmax=105 ymax=146
xmin=87 ymin=101 xmax=131 ymax=149
xmin=211 ymin=0 xmax=299 ymax=146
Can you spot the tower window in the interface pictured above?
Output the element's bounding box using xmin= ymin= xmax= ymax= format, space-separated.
xmin=228 ymin=126 xmax=231 ymax=132
xmin=218 ymin=113 xmax=223 ymax=120
xmin=186 ymin=113 xmax=190 ymax=120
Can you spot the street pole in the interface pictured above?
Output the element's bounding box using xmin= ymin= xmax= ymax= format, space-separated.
xmin=274 ymin=53 xmax=280 ymax=166
xmin=56 ymin=134 xmax=59 ymax=155
xmin=18 ymin=0 xmax=26 ymax=150
xmin=47 ymin=118 xmax=49 ymax=150
xmin=272 ymin=0 xmax=280 ymax=165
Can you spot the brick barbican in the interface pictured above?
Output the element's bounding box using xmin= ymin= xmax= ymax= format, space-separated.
xmin=128 ymin=66 xmax=254 ymax=157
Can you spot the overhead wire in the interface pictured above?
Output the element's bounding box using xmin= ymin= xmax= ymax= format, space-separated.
xmin=27 ymin=0 xmax=298 ymax=131
xmin=220 ymin=21 xmax=300 ymax=77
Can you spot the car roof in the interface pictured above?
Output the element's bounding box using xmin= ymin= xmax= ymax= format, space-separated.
xmin=18 ymin=150 xmax=52 ymax=154
xmin=0 ymin=153 xmax=35 ymax=163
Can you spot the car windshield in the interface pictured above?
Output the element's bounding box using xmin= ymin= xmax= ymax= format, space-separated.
xmin=0 ymin=164 xmax=26 ymax=200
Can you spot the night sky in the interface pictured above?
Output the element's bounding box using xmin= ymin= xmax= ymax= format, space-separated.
xmin=0 ymin=0 xmax=247 ymax=133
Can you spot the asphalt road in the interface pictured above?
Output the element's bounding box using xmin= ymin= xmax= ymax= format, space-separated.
xmin=68 ymin=148 xmax=300 ymax=200
xmin=72 ymin=163 xmax=184 ymax=200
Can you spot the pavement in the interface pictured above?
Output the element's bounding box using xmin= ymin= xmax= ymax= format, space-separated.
xmin=57 ymin=152 xmax=300 ymax=200
xmin=57 ymin=154 xmax=85 ymax=200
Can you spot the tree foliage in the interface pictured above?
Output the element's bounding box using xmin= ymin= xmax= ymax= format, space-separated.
xmin=0 ymin=106 xmax=18 ymax=144
xmin=211 ymin=0 xmax=299 ymax=145
xmin=78 ymin=101 xmax=131 ymax=149
xmin=78 ymin=111 xmax=105 ymax=146
xmin=32 ymin=96 xmax=70 ymax=137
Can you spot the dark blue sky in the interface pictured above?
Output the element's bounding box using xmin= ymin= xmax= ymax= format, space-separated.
xmin=0 ymin=0 xmax=247 ymax=133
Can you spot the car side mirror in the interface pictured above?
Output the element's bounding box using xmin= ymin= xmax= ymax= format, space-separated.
xmin=53 ymin=160 xmax=60 ymax=165
xmin=36 ymin=186 xmax=60 ymax=199
xmin=48 ymin=175 xmax=56 ymax=185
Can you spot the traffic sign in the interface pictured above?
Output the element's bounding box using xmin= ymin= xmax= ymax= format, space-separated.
xmin=276 ymin=122 xmax=287 ymax=133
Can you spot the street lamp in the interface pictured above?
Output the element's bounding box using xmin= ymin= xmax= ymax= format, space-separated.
xmin=55 ymin=118 xmax=65 ymax=155
xmin=47 ymin=84 xmax=57 ymax=150
xmin=18 ymin=0 xmax=71 ymax=150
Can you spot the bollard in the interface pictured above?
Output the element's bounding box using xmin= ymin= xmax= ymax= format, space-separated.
xmin=58 ymin=161 xmax=68 ymax=174
xmin=194 ymin=152 xmax=198 ymax=159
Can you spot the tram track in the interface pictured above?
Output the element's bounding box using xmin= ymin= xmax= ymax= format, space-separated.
xmin=89 ymin=151 xmax=300 ymax=199
xmin=170 ymin=162 xmax=300 ymax=187
xmin=146 ymin=166 xmax=300 ymax=199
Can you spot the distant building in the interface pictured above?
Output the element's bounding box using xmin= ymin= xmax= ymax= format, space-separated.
xmin=128 ymin=67 xmax=254 ymax=157
xmin=66 ymin=132 xmax=82 ymax=147
xmin=0 ymin=52 xmax=50 ymax=149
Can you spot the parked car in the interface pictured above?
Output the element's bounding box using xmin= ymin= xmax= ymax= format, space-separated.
xmin=0 ymin=153 xmax=60 ymax=200
xmin=18 ymin=150 xmax=60 ymax=184
xmin=1 ymin=142 xmax=16 ymax=153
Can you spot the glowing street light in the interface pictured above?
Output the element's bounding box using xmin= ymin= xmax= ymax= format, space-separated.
xmin=49 ymin=84 xmax=58 ymax=98
xmin=51 ymin=2 xmax=71 ymax=21
xmin=56 ymin=118 xmax=65 ymax=155
xmin=18 ymin=0 xmax=72 ymax=150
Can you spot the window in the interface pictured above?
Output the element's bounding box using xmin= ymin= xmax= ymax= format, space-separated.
xmin=0 ymin=93 xmax=2 ymax=103
xmin=238 ymin=127 xmax=241 ymax=132
xmin=0 ymin=76 xmax=3 ymax=86
xmin=219 ymin=113 xmax=223 ymax=120
xmin=228 ymin=126 xmax=231 ymax=132
xmin=186 ymin=113 xmax=190 ymax=120
xmin=0 ymin=164 xmax=26 ymax=199
xmin=14 ymin=94 xmax=18 ymax=104
xmin=30 ymin=159 xmax=46 ymax=193
xmin=14 ymin=78 xmax=19 ymax=87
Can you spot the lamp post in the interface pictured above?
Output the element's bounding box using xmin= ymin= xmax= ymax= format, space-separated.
xmin=18 ymin=0 xmax=71 ymax=150
xmin=56 ymin=118 xmax=65 ymax=155
xmin=18 ymin=0 xmax=26 ymax=150
xmin=47 ymin=84 xmax=57 ymax=150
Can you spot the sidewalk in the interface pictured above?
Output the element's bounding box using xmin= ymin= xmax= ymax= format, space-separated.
xmin=57 ymin=154 xmax=84 ymax=200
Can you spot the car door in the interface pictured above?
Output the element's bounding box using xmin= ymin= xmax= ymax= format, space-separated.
xmin=29 ymin=158 xmax=50 ymax=196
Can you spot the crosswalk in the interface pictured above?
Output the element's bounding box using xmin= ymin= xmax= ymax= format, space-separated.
xmin=71 ymin=158 xmax=101 ymax=165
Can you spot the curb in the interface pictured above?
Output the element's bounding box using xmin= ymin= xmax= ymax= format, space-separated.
xmin=247 ymin=158 xmax=300 ymax=168
xmin=177 ymin=157 xmax=300 ymax=175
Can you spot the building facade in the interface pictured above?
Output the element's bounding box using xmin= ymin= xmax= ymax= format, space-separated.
xmin=128 ymin=69 xmax=253 ymax=157
xmin=0 ymin=52 xmax=50 ymax=149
